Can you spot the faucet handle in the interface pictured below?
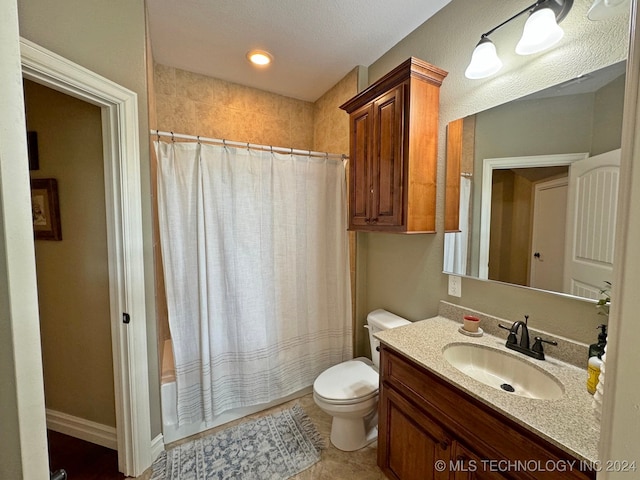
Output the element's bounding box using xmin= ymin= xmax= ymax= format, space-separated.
xmin=499 ymin=323 xmax=518 ymax=345
xmin=532 ymin=336 xmax=558 ymax=359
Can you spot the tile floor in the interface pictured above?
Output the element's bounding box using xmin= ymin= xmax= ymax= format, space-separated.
xmin=138 ymin=393 xmax=387 ymax=479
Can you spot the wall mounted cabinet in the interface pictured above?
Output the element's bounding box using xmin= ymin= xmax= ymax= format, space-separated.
xmin=378 ymin=345 xmax=595 ymax=480
xmin=340 ymin=58 xmax=447 ymax=233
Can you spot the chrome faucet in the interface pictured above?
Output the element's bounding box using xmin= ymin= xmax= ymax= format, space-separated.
xmin=499 ymin=315 xmax=557 ymax=360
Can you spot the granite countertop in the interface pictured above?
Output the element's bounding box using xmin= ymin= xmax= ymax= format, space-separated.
xmin=375 ymin=315 xmax=600 ymax=463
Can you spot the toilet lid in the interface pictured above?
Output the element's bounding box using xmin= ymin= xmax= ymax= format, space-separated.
xmin=313 ymin=360 xmax=378 ymax=402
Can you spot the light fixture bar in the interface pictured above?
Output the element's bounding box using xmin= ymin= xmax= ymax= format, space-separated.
xmin=480 ymin=0 xmax=546 ymax=39
xmin=465 ymin=0 xmax=573 ymax=80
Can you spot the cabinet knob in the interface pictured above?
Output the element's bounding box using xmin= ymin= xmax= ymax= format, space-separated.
xmin=439 ymin=438 xmax=450 ymax=450
xmin=370 ymin=218 xmax=378 ymax=224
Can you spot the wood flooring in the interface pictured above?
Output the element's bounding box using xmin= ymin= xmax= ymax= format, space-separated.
xmin=47 ymin=430 xmax=126 ymax=480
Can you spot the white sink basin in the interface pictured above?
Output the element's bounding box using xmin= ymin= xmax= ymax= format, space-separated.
xmin=443 ymin=343 xmax=564 ymax=400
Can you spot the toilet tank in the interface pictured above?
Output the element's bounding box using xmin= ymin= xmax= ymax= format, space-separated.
xmin=367 ymin=309 xmax=411 ymax=369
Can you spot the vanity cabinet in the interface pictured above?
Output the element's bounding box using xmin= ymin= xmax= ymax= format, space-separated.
xmin=340 ymin=58 xmax=447 ymax=233
xmin=378 ymin=345 xmax=595 ymax=480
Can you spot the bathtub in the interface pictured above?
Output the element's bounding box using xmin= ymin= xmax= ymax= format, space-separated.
xmin=161 ymin=339 xmax=312 ymax=444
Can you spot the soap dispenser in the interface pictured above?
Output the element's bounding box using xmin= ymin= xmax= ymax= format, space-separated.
xmin=587 ymin=325 xmax=607 ymax=395
xmin=588 ymin=324 xmax=608 ymax=360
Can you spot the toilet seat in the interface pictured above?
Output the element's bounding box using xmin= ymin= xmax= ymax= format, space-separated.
xmin=313 ymin=359 xmax=379 ymax=405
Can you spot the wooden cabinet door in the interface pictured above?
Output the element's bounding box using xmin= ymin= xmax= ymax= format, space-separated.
xmin=378 ymin=386 xmax=451 ymax=480
xmin=371 ymin=85 xmax=404 ymax=227
xmin=348 ymin=102 xmax=374 ymax=229
xmin=341 ymin=58 xmax=446 ymax=233
xmin=451 ymin=442 xmax=510 ymax=480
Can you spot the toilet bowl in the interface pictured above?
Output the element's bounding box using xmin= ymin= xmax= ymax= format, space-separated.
xmin=313 ymin=309 xmax=411 ymax=451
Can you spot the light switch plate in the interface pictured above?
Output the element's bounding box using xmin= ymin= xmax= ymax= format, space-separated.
xmin=448 ymin=275 xmax=462 ymax=297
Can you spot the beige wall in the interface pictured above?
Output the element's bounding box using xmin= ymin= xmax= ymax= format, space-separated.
xmin=25 ymin=80 xmax=116 ymax=427
xmin=17 ymin=0 xmax=161 ymax=438
xmin=360 ymin=0 xmax=629 ymax=344
xmin=592 ymin=74 xmax=626 ymax=155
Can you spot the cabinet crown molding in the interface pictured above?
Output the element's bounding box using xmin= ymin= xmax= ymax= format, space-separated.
xmin=339 ymin=57 xmax=448 ymax=114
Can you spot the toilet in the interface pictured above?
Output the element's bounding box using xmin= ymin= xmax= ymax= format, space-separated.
xmin=313 ymin=309 xmax=411 ymax=451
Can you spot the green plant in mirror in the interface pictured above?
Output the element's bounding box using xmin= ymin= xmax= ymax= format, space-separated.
xmin=597 ymin=281 xmax=611 ymax=316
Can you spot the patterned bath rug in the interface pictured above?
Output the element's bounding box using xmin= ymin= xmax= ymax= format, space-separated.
xmin=150 ymin=404 xmax=324 ymax=479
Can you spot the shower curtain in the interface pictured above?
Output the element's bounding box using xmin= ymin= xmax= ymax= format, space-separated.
xmin=156 ymin=141 xmax=352 ymax=425
xmin=444 ymin=176 xmax=472 ymax=275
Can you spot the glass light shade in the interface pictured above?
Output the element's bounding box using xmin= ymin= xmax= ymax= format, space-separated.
xmin=515 ymin=7 xmax=564 ymax=55
xmin=465 ymin=38 xmax=503 ymax=80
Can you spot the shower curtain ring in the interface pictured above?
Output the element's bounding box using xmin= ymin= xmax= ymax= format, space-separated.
xmin=197 ymin=135 xmax=200 ymax=144
xmin=270 ymin=145 xmax=273 ymax=154
xmin=170 ymin=132 xmax=175 ymax=143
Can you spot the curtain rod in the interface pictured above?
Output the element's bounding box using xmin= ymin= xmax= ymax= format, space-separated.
xmin=151 ymin=130 xmax=348 ymax=160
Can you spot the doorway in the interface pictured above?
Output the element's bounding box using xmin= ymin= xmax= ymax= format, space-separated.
xmin=478 ymin=152 xmax=588 ymax=280
xmin=20 ymin=39 xmax=153 ymax=477
xmin=24 ymin=79 xmax=120 ymax=473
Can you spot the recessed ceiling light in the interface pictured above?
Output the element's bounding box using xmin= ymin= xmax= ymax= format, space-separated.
xmin=246 ymin=50 xmax=273 ymax=66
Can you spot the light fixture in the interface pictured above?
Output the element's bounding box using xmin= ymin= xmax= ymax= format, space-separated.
xmin=246 ymin=50 xmax=273 ymax=66
xmin=465 ymin=37 xmax=504 ymax=79
xmin=587 ymin=0 xmax=630 ymax=21
xmin=516 ymin=2 xmax=566 ymax=54
xmin=465 ymin=0 xmax=573 ymax=80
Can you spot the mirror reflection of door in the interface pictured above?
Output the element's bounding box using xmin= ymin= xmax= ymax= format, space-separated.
xmin=530 ymin=176 xmax=569 ymax=291
xmin=564 ymin=149 xmax=621 ymax=298
xmin=487 ymin=165 xmax=569 ymax=287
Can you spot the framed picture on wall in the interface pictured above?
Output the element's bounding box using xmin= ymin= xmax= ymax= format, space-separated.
xmin=31 ymin=178 xmax=62 ymax=241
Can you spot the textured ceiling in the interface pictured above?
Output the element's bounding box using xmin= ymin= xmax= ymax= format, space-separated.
xmin=147 ymin=0 xmax=452 ymax=102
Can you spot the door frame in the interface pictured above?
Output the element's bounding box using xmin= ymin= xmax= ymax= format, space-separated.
xmin=20 ymin=38 xmax=153 ymax=476
xmin=478 ymin=152 xmax=588 ymax=279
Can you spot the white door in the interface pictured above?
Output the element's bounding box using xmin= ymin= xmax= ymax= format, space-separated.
xmin=530 ymin=177 xmax=568 ymax=292
xmin=563 ymin=149 xmax=621 ymax=299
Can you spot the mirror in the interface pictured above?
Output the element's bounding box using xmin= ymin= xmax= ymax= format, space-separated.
xmin=444 ymin=61 xmax=626 ymax=301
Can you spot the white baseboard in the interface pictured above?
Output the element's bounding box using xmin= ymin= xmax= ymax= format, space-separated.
xmin=151 ymin=433 xmax=165 ymax=462
xmin=46 ymin=409 xmax=117 ymax=450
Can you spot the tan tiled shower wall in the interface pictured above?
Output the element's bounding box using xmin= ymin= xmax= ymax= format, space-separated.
xmin=154 ymin=64 xmax=315 ymax=150
xmin=312 ymin=68 xmax=354 ymax=155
